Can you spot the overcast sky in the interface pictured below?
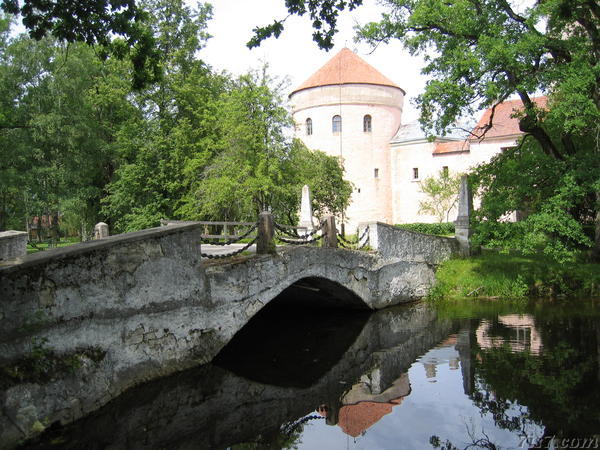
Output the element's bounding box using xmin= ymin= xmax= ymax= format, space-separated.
xmin=200 ymin=0 xmax=427 ymax=123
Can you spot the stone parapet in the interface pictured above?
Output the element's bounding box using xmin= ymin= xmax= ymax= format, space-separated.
xmin=0 ymin=230 xmax=28 ymax=262
xmin=364 ymin=221 xmax=458 ymax=264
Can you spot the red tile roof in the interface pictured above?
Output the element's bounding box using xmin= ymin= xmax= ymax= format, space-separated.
xmin=433 ymin=140 xmax=470 ymax=154
xmin=291 ymin=48 xmax=402 ymax=95
xmin=470 ymin=97 xmax=548 ymax=140
xmin=338 ymin=399 xmax=404 ymax=437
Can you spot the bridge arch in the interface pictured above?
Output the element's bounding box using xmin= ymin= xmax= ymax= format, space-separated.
xmin=213 ymin=276 xmax=372 ymax=387
xmin=269 ymin=276 xmax=371 ymax=310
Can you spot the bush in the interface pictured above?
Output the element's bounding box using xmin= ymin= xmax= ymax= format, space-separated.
xmin=395 ymin=222 xmax=455 ymax=236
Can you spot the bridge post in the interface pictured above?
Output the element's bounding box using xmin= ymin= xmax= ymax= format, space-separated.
xmin=322 ymin=215 xmax=338 ymax=248
xmin=257 ymin=211 xmax=276 ymax=254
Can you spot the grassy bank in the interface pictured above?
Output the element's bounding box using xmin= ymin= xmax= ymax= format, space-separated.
xmin=428 ymin=251 xmax=600 ymax=301
xmin=26 ymin=237 xmax=80 ymax=254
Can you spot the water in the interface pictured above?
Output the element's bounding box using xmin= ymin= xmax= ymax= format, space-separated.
xmin=21 ymin=298 xmax=600 ymax=449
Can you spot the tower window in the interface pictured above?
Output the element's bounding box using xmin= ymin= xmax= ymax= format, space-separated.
xmin=332 ymin=115 xmax=342 ymax=133
xmin=306 ymin=118 xmax=313 ymax=136
xmin=413 ymin=168 xmax=419 ymax=180
xmin=442 ymin=166 xmax=449 ymax=176
xmin=363 ymin=115 xmax=372 ymax=133
xmin=374 ymin=168 xmax=379 ymax=178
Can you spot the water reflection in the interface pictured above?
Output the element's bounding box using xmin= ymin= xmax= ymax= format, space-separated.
xmin=19 ymin=299 xmax=600 ymax=450
xmin=476 ymin=314 xmax=543 ymax=354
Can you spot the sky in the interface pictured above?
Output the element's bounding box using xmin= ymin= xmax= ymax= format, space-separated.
xmin=200 ymin=0 xmax=427 ymax=123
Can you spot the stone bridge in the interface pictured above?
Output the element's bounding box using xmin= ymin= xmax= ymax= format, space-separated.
xmin=0 ymin=222 xmax=457 ymax=446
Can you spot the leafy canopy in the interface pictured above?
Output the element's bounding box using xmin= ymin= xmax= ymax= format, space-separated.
xmin=2 ymin=0 xmax=163 ymax=88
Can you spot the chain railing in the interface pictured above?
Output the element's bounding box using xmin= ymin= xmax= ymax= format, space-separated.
xmin=274 ymin=220 xmax=326 ymax=245
xmin=337 ymin=225 xmax=370 ymax=250
xmin=281 ymin=414 xmax=325 ymax=436
xmin=195 ymin=221 xmax=259 ymax=259
xmin=200 ymin=237 xmax=258 ymax=259
xmin=164 ymin=213 xmax=371 ymax=259
xmin=200 ymin=222 xmax=258 ymax=246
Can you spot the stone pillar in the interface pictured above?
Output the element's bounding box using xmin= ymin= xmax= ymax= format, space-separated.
xmin=94 ymin=222 xmax=109 ymax=240
xmin=257 ymin=211 xmax=275 ymax=254
xmin=455 ymin=175 xmax=473 ymax=256
xmin=322 ymin=215 xmax=338 ymax=249
xmin=299 ymin=184 xmax=314 ymax=236
xmin=0 ymin=231 xmax=28 ymax=261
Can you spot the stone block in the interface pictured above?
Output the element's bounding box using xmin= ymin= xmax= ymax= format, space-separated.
xmin=0 ymin=230 xmax=28 ymax=261
xmin=94 ymin=222 xmax=109 ymax=239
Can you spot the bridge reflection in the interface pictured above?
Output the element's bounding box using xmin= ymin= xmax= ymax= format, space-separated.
xmin=19 ymin=301 xmax=455 ymax=449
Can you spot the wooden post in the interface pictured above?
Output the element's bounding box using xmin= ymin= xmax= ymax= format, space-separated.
xmin=322 ymin=215 xmax=338 ymax=248
xmin=257 ymin=211 xmax=275 ymax=254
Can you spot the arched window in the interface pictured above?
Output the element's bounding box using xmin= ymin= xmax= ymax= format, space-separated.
xmin=306 ymin=118 xmax=313 ymax=136
xmin=332 ymin=115 xmax=342 ymax=133
xmin=363 ymin=114 xmax=372 ymax=132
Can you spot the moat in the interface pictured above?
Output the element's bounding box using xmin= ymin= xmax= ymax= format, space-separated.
xmin=19 ymin=297 xmax=600 ymax=450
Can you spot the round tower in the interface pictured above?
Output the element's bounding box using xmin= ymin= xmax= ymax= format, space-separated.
xmin=290 ymin=48 xmax=405 ymax=231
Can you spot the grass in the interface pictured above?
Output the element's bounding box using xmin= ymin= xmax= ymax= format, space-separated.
xmin=428 ymin=250 xmax=600 ymax=301
xmin=26 ymin=237 xmax=80 ymax=254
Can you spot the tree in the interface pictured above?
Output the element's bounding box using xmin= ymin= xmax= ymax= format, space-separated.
xmin=418 ymin=169 xmax=461 ymax=223
xmin=1 ymin=0 xmax=162 ymax=89
xmin=255 ymin=0 xmax=600 ymax=260
xmin=293 ymin=144 xmax=353 ymax=223
xmin=0 ymin=15 xmax=135 ymax=235
xmin=101 ymin=0 xmax=224 ymax=232
xmin=188 ymin=68 xmax=351 ymax=225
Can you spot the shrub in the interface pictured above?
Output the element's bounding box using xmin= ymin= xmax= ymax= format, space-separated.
xmin=395 ymin=222 xmax=455 ymax=236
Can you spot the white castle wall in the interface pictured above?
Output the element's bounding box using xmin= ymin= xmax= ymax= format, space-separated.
xmin=390 ymin=135 xmax=520 ymax=223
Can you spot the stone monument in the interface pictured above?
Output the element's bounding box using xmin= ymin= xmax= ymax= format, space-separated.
xmin=94 ymin=222 xmax=109 ymax=240
xmin=455 ymin=175 xmax=473 ymax=256
xmin=299 ymin=184 xmax=314 ymax=235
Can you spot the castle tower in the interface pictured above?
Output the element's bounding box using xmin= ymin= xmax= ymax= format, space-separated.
xmin=290 ymin=48 xmax=405 ymax=231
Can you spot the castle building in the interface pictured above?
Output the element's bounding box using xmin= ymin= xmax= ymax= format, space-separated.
xmin=290 ymin=48 xmax=540 ymax=230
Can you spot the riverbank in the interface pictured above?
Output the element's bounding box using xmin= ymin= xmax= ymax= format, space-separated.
xmin=428 ymin=251 xmax=600 ymax=301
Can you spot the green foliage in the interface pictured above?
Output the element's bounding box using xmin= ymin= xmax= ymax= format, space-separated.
xmin=287 ymin=141 xmax=353 ymax=222
xmin=428 ymin=251 xmax=600 ymax=301
xmin=395 ymin=222 xmax=454 ymax=236
xmin=17 ymin=310 xmax=50 ymax=333
xmin=182 ymin=69 xmax=351 ymax=225
xmin=471 ymin=140 xmax=598 ymax=262
xmin=189 ymin=68 xmax=294 ymax=222
xmin=418 ymin=169 xmax=461 ymax=223
xmin=0 ymin=341 xmax=106 ymax=389
xmin=2 ymin=0 xmax=162 ymax=89
xmin=0 ymin=25 xmax=135 ymax=234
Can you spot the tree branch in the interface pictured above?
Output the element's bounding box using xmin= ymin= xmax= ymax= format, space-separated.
xmin=516 ymin=90 xmax=564 ymax=160
xmin=496 ymin=0 xmax=527 ymax=23
xmin=470 ymin=92 xmax=512 ymax=140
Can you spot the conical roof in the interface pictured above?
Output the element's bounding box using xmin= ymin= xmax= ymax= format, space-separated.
xmin=291 ymin=48 xmax=402 ymax=95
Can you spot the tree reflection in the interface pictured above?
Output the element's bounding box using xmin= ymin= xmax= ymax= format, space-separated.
xmin=432 ymin=310 xmax=600 ymax=449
